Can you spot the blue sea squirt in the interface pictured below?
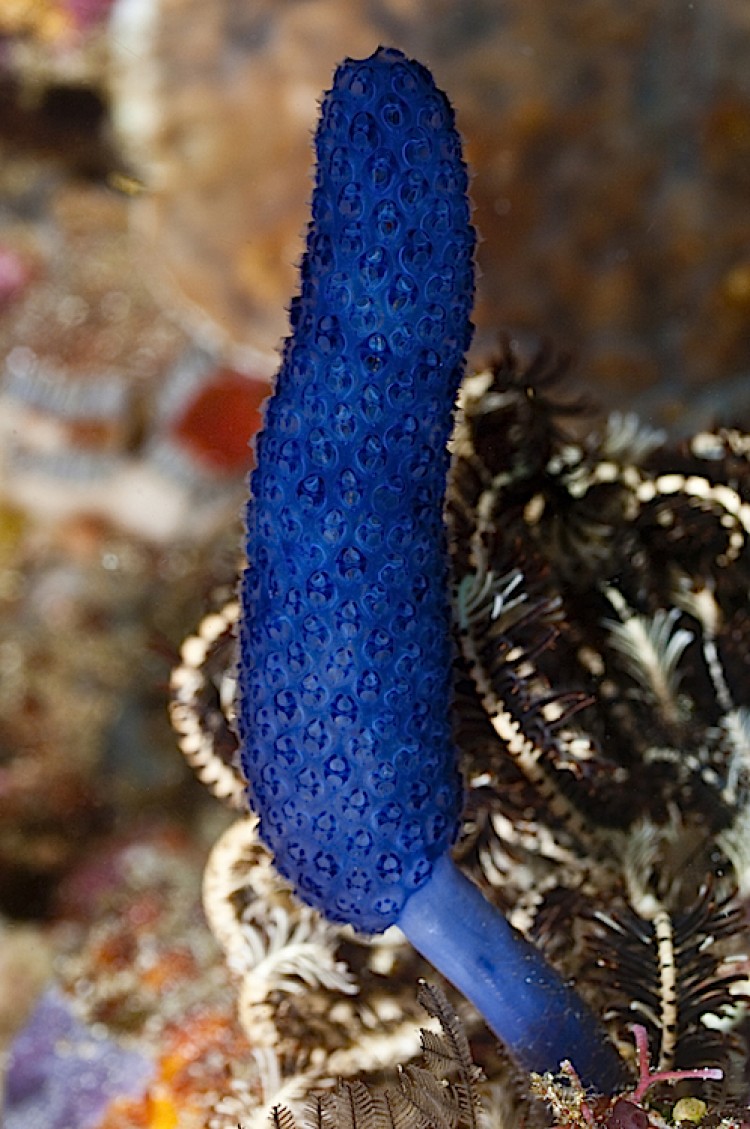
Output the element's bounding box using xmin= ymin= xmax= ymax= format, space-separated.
xmin=237 ymin=45 xmax=626 ymax=1090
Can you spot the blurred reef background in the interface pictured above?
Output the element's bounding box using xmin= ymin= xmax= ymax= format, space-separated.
xmin=1 ymin=2 xmax=749 ymax=1126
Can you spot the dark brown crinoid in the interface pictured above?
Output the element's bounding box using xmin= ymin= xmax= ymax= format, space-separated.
xmin=171 ymin=342 xmax=750 ymax=1122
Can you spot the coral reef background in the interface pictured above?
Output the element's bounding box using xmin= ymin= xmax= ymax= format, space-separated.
xmin=1 ymin=2 xmax=749 ymax=1126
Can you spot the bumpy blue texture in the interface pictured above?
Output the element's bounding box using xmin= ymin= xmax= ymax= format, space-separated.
xmin=238 ymin=46 xmax=475 ymax=933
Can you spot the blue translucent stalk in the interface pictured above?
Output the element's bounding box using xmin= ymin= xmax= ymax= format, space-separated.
xmin=399 ymin=854 xmax=626 ymax=1088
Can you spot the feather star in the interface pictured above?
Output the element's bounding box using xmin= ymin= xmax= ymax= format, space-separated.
xmin=170 ymin=48 xmax=750 ymax=1119
xmin=233 ymin=46 xmax=625 ymax=1091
